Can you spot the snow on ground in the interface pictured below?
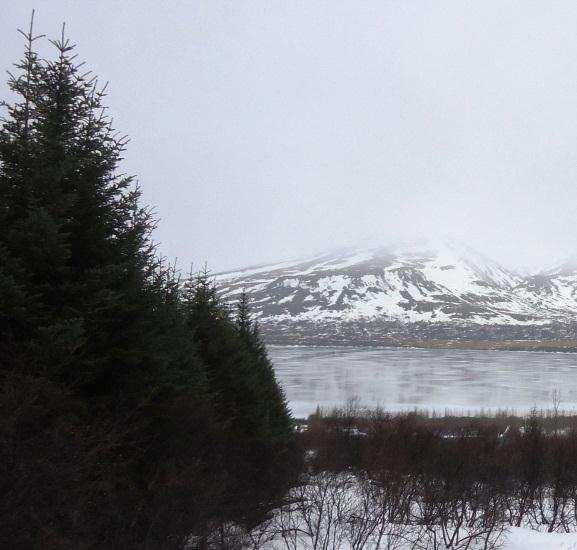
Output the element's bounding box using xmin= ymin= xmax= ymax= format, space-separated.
xmin=261 ymin=526 xmax=577 ymax=549
xmin=504 ymin=527 xmax=577 ymax=549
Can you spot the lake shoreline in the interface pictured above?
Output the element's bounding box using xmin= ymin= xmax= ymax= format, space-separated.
xmin=267 ymin=338 xmax=577 ymax=353
xmin=270 ymin=345 xmax=577 ymax=419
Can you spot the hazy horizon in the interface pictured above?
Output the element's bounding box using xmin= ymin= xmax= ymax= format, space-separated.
xmin=3 ymin=2 xmax=577 ymax=272
xmin=214 ymin=235 xmax=575 ymax=277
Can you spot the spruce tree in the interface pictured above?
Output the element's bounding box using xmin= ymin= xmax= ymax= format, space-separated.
xmin=0 ymin=22 xmax=213 ymax=546
xmin=1 ymin=19 xmax=298 ymax=547
xmin=182 ymin=270 xmax=265 ymax=436
xmin=182 ymin=275 xmax=298 ymax=530
xmin=236 ymin=290 xmax=293 ymax=441
xmin=0 ymin=24 xmax=195 ymax=401
xmin=0 ymin=20 xmax=46 ymax=350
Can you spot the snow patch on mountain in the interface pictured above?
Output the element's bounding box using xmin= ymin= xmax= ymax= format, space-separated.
xmin=216 ymin=240 xmax=577 ymax=327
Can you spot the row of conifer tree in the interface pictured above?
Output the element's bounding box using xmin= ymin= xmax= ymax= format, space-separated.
xmin=0 ymin=20 xmax=298 ymax=549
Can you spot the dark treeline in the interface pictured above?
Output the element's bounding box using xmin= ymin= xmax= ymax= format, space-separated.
xmin=0 ymin=21 xmax=298 ymax=549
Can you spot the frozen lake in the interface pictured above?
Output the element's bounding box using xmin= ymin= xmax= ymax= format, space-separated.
xmin=268 ymin=345 xmax=577 ymax=418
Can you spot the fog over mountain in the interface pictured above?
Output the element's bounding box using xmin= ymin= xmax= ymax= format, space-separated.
xmin=4 ymin=2 xmax=577 ymax=272
xmin=217 ymin=239 xmax=577 ymax=346
xmin=217 ymin=239 xmax=577 ymax=321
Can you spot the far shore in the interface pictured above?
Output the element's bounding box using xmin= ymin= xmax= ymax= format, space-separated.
xmin=265 ymin=337 xmax=577 ymax=353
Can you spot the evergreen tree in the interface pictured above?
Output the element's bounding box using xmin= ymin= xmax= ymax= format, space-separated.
xmin=0 ymin=22 xmax=213 ymax=546
xmin=0 ymin=20 xmax=46 ymax=349
xmin=236 ymin=290 xmax=293 ymax=441
xmin=182 ymin=275 xmax=298 ymax=531
xmin=0 ymin=19 xmax=298 ymax=548
xmin=0 ymin=23 xmax=205 ymax=402
xmin=182 ymin=270 xmax=265 ymax=437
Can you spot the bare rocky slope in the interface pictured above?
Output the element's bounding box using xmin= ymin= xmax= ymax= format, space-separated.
xmin=216 ymin=241 xmax=577 ymax=347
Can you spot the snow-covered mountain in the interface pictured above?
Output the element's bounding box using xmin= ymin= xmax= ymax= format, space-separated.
xmin=216 ymin=241 xmax=577 ymax=344
xmin=515 ymin=258 xmax=577 ymax=318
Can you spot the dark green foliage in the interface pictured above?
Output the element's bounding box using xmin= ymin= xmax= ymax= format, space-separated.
xmin=0 ymin=25 xmax=165 ymax=399
xmin=182 ymin=274 xmax=292 ymax=441
xmin=180 ymin=274 xmax=299 ymax=532
xmin=0 ymin=19 xmax=296 ymax=549
xmin=183 ymin=271 xmax=261 ymax=435
xmin=236 ymin=290 xmax=293 ymax=442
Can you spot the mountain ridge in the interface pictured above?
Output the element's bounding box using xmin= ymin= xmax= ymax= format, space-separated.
xmin=216 ymin=241 xmax=577 ymax=345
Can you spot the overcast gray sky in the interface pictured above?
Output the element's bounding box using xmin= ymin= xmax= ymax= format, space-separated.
xmin=3 ymin=1 xmax=577 ymax=272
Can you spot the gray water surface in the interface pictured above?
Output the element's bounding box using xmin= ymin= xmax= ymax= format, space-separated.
xmin=268 ymin=346 xmax=577 ymax=418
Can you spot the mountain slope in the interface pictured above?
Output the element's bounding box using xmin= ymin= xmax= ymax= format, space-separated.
xmin=515 ymin=258 xmax=577 ymax=317
xmin=217 ymin=241 xmax=575 ymax=327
